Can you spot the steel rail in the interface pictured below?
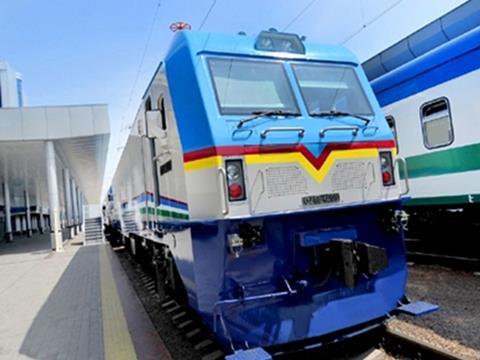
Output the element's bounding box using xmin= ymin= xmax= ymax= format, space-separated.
xmin=383 ymin=326 xmax=469 ymax=360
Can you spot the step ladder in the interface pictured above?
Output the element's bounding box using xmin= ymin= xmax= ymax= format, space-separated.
xmin=83 ymin=217 xmax=104 ymax=246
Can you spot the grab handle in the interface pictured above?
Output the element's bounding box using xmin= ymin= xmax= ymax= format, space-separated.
xmin=218 ymin=168 xmax=229 ymax=215
xmin=394 ymin=156 xmax=410 ymax=196
xmin=260 ymin=127 xmax=305 ymax=139
xmin=319 ymin=126 xmax=359 ymax=137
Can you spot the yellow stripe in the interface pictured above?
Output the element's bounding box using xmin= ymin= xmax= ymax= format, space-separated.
xmin=183 ymin=148 xmax=396 ymax=182
xmin=99 ymin=246 xmax=137 ymax=360
xmin=246 ymin=148 xmax=379 ymax=182
xmin=184 ymin=156 xmax=222 ymax=172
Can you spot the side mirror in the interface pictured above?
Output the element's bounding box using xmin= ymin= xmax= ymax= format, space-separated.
xmin=146 ymin=110 xmax=167 ymax=139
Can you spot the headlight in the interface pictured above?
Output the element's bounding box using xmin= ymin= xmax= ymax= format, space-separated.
xmin=226 ymin=163 xmax=241 ymax=181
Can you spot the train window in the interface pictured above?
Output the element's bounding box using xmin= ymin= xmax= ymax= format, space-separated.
xmin=292 ymin=63 xmax=373 ymax=117
xmin=385 ymin=115 xmax=399 ymax=150
xmin=208 ymin=58 xmax=299 ymax=115
xmin=420 ymin=98 xmax=453 ymax=149
xmin=159 ymin=98 xmax=167 ymax=130
xmin=145 ymin=97 xmax=152 ymax=112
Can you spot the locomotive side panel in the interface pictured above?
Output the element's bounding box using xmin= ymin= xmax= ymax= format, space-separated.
xmin=111 ymin=117 xmax=148 ymax=239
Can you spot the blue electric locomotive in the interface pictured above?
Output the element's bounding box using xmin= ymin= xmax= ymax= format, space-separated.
xmin=106 ymin=29 xmax=415 ymax=356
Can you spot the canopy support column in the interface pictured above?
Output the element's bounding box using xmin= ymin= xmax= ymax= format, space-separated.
xmin=2 ymin=178 xmax=13 ymax=242
xmin=71 ymin=178 xmax=79 ymax=235
xmin=63 ymin=168 xmax=74 ymax=239
xmin=45 ymin=141 xmax=63 ymax=251
xmin=25 ymin=189 xmax=32 ymax=237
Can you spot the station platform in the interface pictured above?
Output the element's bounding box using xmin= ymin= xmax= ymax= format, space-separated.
xmin=0 ymin=233 xmax=171 ymax=360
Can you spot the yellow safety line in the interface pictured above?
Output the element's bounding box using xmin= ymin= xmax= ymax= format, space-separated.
xmin=99 ymin=246 xmax=138 ymax=360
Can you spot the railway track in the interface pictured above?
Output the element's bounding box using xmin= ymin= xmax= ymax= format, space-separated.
xmin=407 ymin=251 xmax=480 ymax=271
xmin=405 ymin=238 xmax=480 ymax=271
xmin=114 ymin=245 xmax=225 ymax=360
xmin=114 ymin=243 xmax=471 ymax=360
xmin=383 ymin=327 xmax=469 ymax=360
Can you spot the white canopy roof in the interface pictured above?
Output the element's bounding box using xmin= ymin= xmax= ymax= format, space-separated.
xmin=0 ymin=105 xmax=110 ymax=208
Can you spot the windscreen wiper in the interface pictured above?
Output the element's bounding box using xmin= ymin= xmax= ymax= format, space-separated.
xmin=236 ymin=110 xmax=301 ymax=129
xmin=310 ymin=110 xmax=371 ymax=125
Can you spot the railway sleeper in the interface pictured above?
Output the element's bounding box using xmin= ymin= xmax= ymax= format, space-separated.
xmin=194 ymin=339 xmax=215 ymax=351
xmin=116 ymin=239 xmax=226 ymax=359
xmin=201 ymin=349 xmax=225 ymax=360
xmin=177 ymin=319 xmax=195 ymax=330
xmin=171 ymin=311 xmax=188 ymax=322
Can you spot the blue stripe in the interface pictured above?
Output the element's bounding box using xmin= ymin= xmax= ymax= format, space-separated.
xmin=133 ymin=193 xmax=155 ymax=203
xmin=372 ymin=26 xmax=480 ymax=106
xmin=130 ymin=193 xmax=188 ymax=211
xmin=159 ymin=197 xmax=188 ymax=211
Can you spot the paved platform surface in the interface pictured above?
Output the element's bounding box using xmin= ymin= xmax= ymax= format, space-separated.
xmin=0 ymin=233 xmax=170 ymax=360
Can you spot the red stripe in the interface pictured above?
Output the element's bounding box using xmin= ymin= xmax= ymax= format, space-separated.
xmin=184 ymin=140 xmax=395 ymax=170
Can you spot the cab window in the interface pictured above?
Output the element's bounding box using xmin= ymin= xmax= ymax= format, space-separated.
xmin=208 ymin=58 xmax=299 ymax=115
xmin=292 ymin=63 xmax=373 ymax=116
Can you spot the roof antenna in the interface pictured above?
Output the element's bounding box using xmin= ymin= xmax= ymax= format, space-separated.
xmin=268 ymin=28 xmax=278 ymax=32
xmin=169 ymin=22 xmax=192 ymax=32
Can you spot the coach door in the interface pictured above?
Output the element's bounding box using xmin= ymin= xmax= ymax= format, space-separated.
xmin=146 ymin=97 xmax=170 ymax=219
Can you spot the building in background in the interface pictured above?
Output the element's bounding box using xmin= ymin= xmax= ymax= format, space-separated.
xmin=0 ymin=59 xmax=23 ymax=108
xmin=0 ymin=59 xmax=109 ymax=249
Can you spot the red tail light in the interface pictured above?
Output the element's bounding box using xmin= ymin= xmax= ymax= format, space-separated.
xmin=382 ymin=170 xmax=392 ymax=184
xmin=229 ymin=183 xmax=243 ymax=199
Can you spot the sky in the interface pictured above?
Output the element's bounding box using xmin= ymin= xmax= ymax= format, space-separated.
xmin=0 ymin=0 xmax=467 ymax=198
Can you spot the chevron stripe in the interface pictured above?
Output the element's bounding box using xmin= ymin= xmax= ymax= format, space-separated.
xmin=183 ymin=141 xmax=395 ymax=183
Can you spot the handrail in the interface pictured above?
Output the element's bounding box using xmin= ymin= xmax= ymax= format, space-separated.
xmin=218 ymin=168 xmax=229 ymax=215
xmin=260 ymin=127 xmax=305 ymax=139
xmin=249 ymin=170 xmax=266 ymax=214
xmin=319 ymin=126 xmax=359 ymax=137
xmin=394 ymin=156 xmax=410 ymax=196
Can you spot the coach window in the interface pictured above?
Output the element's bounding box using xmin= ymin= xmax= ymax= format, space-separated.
xmin=158 ymin=98 xmax=167 ymax=130
xmin=420 ymin=98 xmax=453 ymax=149
xmin=386 ymin=115 xmax=399 ymax=150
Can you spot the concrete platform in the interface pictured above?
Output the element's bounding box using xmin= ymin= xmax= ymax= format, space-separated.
xmin=0 ymin=234 xmax=171 ymax=359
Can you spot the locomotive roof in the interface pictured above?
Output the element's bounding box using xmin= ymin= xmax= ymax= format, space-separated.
xmin=142 ymin=30 xmax=361 ymax=100
xmin=167 ymin=30 xmax=359 ymax=65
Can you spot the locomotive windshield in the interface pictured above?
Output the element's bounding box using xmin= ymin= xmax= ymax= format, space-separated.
xmin=208 ymin=58 xmax=299 ymax=115
xmin=292 ymin=64 xmax=373 ymax=117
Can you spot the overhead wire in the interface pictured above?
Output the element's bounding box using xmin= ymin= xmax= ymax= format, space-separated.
xmin=116 ymin=0 xmax=163 ymax=151
xmin=282 ymin=0 xmax=319 ymax=32
xmin=340 ymin=0 xmax=404 ymax=44
xmin=198 ymin=0 xmax=217 ymax=31
xmin=281 ymin=0 xmax=404 ymax=46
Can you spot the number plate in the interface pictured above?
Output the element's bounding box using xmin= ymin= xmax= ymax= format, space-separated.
xmin=302 ymin=193 xmax=340 ymax=206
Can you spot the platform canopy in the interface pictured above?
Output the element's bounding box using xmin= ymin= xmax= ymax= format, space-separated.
xmin=0 ymin=105 xmax=110 ymax=211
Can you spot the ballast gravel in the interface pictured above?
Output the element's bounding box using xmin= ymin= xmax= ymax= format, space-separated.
xmin=392 ymin=263 xmax=480 ymax=359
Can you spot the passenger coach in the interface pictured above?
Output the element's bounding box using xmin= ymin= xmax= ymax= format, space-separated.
xmin=364 ymin=0 xmax=480 ymax=257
